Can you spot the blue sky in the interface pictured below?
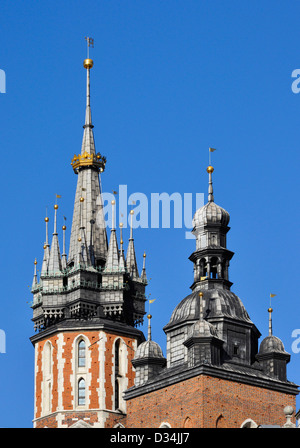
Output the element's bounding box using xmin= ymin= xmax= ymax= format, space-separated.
xmin=1 ymin=0 xmax=300 ymax=427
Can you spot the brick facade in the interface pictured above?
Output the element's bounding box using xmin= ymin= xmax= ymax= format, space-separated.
xmin=124 ymin=375 xmax=296 ymax=428
xmin=33 ymin=329 xmax=138 ymax=428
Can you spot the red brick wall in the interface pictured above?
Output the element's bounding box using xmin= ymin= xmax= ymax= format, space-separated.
xmin=125 ymin=374 xmax=296 ymax=428
xmin=33 ymin=329 xmax=138 ymax=427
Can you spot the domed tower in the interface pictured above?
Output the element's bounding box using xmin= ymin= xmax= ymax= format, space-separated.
xmin=256 ymin=307 xmax=290 ymax=381
xmin=124 ymin=161 xmax=298 ymax=429
xmin=131 ymin=314 xmax=166 ymax=386
xmin=164 ymin=165 xmax=261 ymax=368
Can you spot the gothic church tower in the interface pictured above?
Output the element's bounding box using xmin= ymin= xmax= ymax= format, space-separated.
xmin=30 ymin=51 xmax=147 ymax=428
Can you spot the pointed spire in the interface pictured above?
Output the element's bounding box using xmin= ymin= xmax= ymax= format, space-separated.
xmin=268 ymin=307 xmax=273 ymax=336
xmin=68 ymin=44 xmax=108 ymax=266
xmin=126 ymin=210 xmax=139 ymax=278
xmin=104 ymin=200 xmax=119 ymax=272
xmin=32 ymin=258 xmax=38 ymax=289
xmin=199 ymin=291 xmax=204 ymax=320
xmin=81 ymin=47 xmax=95 ymax=155
xmin=76 ymin=196 xmax=91 ymax=266
xmin=41 ymin=214 xmax=50 ymax=276
xmin=207 ymin=166 xmax=214 ymax=203
xmin=61 ymin=222 xmax=67 ymax=270
xmin=141 ymin=252 xmax=147 ymax=281
xmin=48 ymin=204 xmax=62 ymax=274
xmin=118 ymin=222 xmax=126 ymax=273
xmin=147 ymin=313 xmax=152 ymax=341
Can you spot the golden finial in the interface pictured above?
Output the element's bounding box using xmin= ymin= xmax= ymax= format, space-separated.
xmin=54 ymin=204 xmax=58 ymax=210
xmin=147 ymin=314 xmax=152 ymax=319
xmin=199 ymin=291 xmax=203 ymax=297
xmin=80 ymin=197 xmax=84 ymax=202
xmin=43 ymin=244 xmax=47 ymax=249
xmin=78 ymin=236 xmax=82 ymax=242
xmin=207 ymin=166 xmax=214 ymax=173
xmin=268 ymin=307 xmax=273 ymax=313
xmin=62 ymin=225 xmax=66 ymax=231
xmin=130 ymin=209 xmax=134 ymax=215
xmin=111 ymin=199 xmax=115 ymax=205
xmin=83 ymin=59 xmax=93 ymax=69
xmin=34 ymin=258 xmax=37 ymax=265
xmin=44 ymin=217 xmax=49 ymax=222
xmin=143 ymin=252 xmax=146 ymax=258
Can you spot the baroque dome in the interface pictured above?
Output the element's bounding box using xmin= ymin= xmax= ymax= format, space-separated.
xmin=192 ymin=201 xmax=230 ymax=228
xmin=164 ymin=289 xmax=253 ymax=331
xmin=258 ymin=335 xmax=287 ymax=355
xmin=134 ymin=339 xmax=165 ymax=360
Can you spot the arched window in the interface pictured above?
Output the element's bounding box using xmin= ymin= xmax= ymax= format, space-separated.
xmin=114 ymin=339 xmax=120 ymax=410
xmin=78 ymin=378 xmax=85 ymax=406
xmin=78 ymin=339 xmax=86 ymax=367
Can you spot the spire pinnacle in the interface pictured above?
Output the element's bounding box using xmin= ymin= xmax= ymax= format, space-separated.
xmin=48 ymin=204 xmax=62 ymax=274
xmin=147 ymin=313 xmax=152 ymax=341
xmin=62 ymin=222 xmax=67 ymax=270
xmin=141 ymin=251 xmax=147 ymax=281
xmin=268 ymin=307 xmax=273 ymax=336
xmin=207 ymin=166 xmax=214 ymax=203
xmin=199 ymin=291 xmax=204 ymax=320
xmin=126 ymin=210 xmax=139 ymax=278
xmin=32 ymin=258 xmax=38 ymax=289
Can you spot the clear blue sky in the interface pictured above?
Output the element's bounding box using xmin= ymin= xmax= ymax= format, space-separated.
xmin=1 ymin=0 xmax=300 ymax=427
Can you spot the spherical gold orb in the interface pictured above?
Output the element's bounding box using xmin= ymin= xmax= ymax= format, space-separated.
xmin=111 ymin=200 xmax=115 ymax=205
xmin=119 ymin=222 xmax=123 ymax=228
xmin=268 ymin=307 xmax=273 ymax=313
xmin=83 ymin=58 xmax=93 ymax=69
xmin=147 ymin=314 xmax=152 ymax=319
xmin=45 ymin=217 xmax=49 ymax=222
xmin=199 ymin=292 xmax=203 ymax=297
xmin=80 ymin=197 xmax=84 ymax=202
xmin=34 ymin=259 xmax=37 ymax=265
xmin=54 ymin=204 xmax=58 ymax=210
xmin=130 ymin=210 xmax=134 ymax=215
xmin=143 ymin=252 xmax=146 ymax=258
xmin=78 ymin=237 xmax=82 ymax=242
xmin=207 ymin=165 xmax=214 ymax=173
xmin=43 ymin=244 xmax=47 ymax=249
xmin=62 ymin=225 xmax=66 ymax=230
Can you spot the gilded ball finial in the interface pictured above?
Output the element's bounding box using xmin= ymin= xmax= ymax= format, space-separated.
xmin=45 ymin=217 xmax=49 ymax=222
xmin=111 ymin=200 xmax=115 ymax=205
xmin=62 ymin=225 xmax=66 ymax=231
xmin=80 ymin=197 xmax=84 ymax=202
xmin=199 ymin=292 xmax=204 ymax=297
xmin=54 ymin=204 xmax=58 ymax=210
xmin=147 ymin=314 xmax=152 ymax=319
xmin=34 ymin=258 xmax=37 ymax=265
xmin=130 ymin=210 xmax=134 ymax=215
xmin=78 ymin=236 xmax=82 ymax=242
xmin=268 ymin=307 xmax=273 ymax=313
xmin=143 ymin=252 xmax=146 ymax=258
xmin=83 ymin=58 xmax=93 ymax=69
xmin=207 ymin=166 xmax=214 ymax=174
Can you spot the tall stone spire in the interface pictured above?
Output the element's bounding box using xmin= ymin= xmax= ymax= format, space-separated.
xmin=41 ymin=215 xmax=50 ymax=276
xmin=104 ymin=200 xmax=120 ymax=272
xmin=48 ymin=204 xmax=62 ymax=274
xmin=68 ymin=48 xmax=108 ymax=267
xmin=126 ymin=210 xmax=139 ymax=278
